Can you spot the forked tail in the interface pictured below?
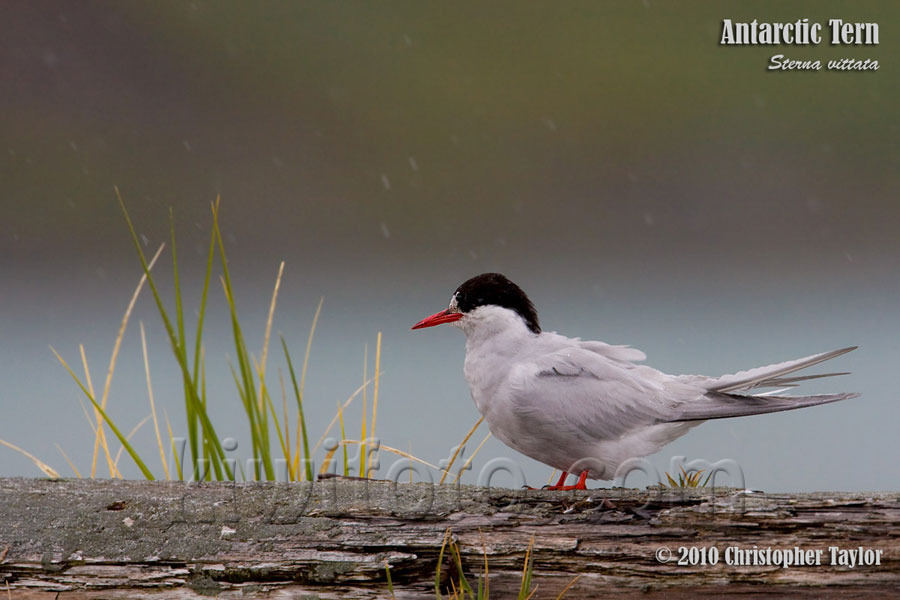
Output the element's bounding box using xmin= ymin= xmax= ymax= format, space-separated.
xmin=670 ymin=347 xmax=858 ymax=422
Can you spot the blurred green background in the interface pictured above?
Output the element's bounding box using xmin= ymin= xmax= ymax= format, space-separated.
xmin=2 ymin=1 xmax=897 ymax=490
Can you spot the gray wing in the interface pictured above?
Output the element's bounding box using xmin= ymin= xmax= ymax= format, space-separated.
xmin=507 ymin=345 xmax=859 ymax=432
xmin=505 ymin=346 xmax=699 ymax=442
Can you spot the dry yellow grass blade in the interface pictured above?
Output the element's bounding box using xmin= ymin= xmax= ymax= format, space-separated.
xmin=112 ymin=414 xmax=152 ymax=469
xmin=522 ymin=534 xmax=537 ymax=600
xmin=75 ymin=394 xmax=97 ymax=434
xmin=55 ymin=444 xmax=82 ymax=478
xmin=316 ymin=399 xmax=350 ymax=476
xmin=258 ymin=261 xmax=284 ymax=379
xmin=547 ymin=469 xmax=558 ymax=487
xmin=555 ymin=574 xmax=581 ymax=599
xmin=340 ymin=439 xmax=439 ymax=471
xmin=311 ymin=374 xmax=381 ymax=455
xmin=301 ymin=297 xmax=324 ymax=393
xmin=163 ymin=408 xmax=182 ymax=481
xmin=360 ymin=343 xmax=368 ymax=478
xmin=452 ymin=431 xmax=492 ymax=485
xmin=80 ymin=344 xmax=115 ymax=478
xmin=337 ymin=400 xmax=347 ymax=475
xmin=254 ymin=261 xmax=285 ymax=417
xmin=480 ymin=532 xmax=490 ymax=599
xmin=91 ymin=242 xmax=165 ymax=478
xmin=0 ymin=438 xmax=59 ymax=478
xmin=253 ymin=353 xmax=290 ymax=463
xmin=279 ymin=370 xmax=293 ymax=480
xmin=294 ymin=296 xmax=323 ymax=467
xmin=140 ymin=321 xmax=169 ymax=480
xmin=318 ymin=445 xmax=339 ymax=476
xmin=439 ymin=415 xmax=484 ymax=484
xmin=368 ymin=332 xmax=382 ymax=477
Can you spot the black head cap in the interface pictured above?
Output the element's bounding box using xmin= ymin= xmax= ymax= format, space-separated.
xmin=453 ymin=273 xmax=540 ymax=334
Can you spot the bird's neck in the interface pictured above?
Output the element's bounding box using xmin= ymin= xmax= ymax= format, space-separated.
xmin=458 ymin=305 xmax=534 ymax=344
xmin=461 ymin=307 xmax=537 ymax=414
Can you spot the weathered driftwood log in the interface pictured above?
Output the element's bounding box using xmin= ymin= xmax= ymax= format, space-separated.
xmin=0 ymin=477 xmax=897 ymax=598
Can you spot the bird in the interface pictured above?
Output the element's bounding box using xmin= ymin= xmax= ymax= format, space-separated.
xmin=412 ymin=272 xmax=858 ymax=490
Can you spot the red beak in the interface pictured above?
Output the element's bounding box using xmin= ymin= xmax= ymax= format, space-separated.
xmin=411 ymin=309 xmax=463 ymax=330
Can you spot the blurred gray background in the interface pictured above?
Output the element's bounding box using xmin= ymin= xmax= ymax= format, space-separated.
xmin=2 ymin=1 xmax=897 ymax=491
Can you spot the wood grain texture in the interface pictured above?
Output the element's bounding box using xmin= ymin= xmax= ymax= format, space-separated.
xmin=0 ymin=478 xmax=898 ymax=598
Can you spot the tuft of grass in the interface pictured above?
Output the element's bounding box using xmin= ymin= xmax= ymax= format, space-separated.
xmin=10 ymin=192 xmax=459 ymax=486
xmin=431 ymin=529 xmax=574 ymax=600
xmin=518 ymin=536 xmax=536 ymax=600
xmin=118 ymin=190 xmax=229 ymax=480
xmin=665 ymin=466 xmax=712 ymax=488
xmin=14 ymin=193 xmax=387 ymax=482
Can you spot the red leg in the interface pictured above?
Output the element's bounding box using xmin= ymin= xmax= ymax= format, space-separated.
xmin=543 ymin=471 xmax=570 ymax=490
xmin=546 ymin=470 xmax=589 ymax=491
xmin=573 ymin=470 xmax=589 ymax=490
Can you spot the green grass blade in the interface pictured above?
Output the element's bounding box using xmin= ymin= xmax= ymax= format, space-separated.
xmin=52 ymin=347 xmax=155 ymax=480
xmin=384 ymin=560 xmax=396 ymax=600
xmin=194 ymin=197 xmax=218 ymax=388
xmin=168 ymin=208 xmax=200 ymax=477
xmin=435 ymin=529 xmax=450 ymax=600
xmin=117 ymin=189 xmax=228 ymax=479
xmin=281 ymin=336 xmax=313 ymax=482
xmin=260 ymin=371 xmax=288 ymax=460
xmin=170 ymin=208 xmax=186 ymax=368
xmin=185 ymin=202 xmax=217 ymax=474
xmin=518 ymin=537 xmax=535 ymax=600
xmin=214 ymin=203 xmax=273 ymax=480
xmin=452 ymin=542 xmax=473 ymax=596
xmin=229 ymin=361 xmax=261 ymax=479
xmin=200 ymin=349 xmax=223 ymax=482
